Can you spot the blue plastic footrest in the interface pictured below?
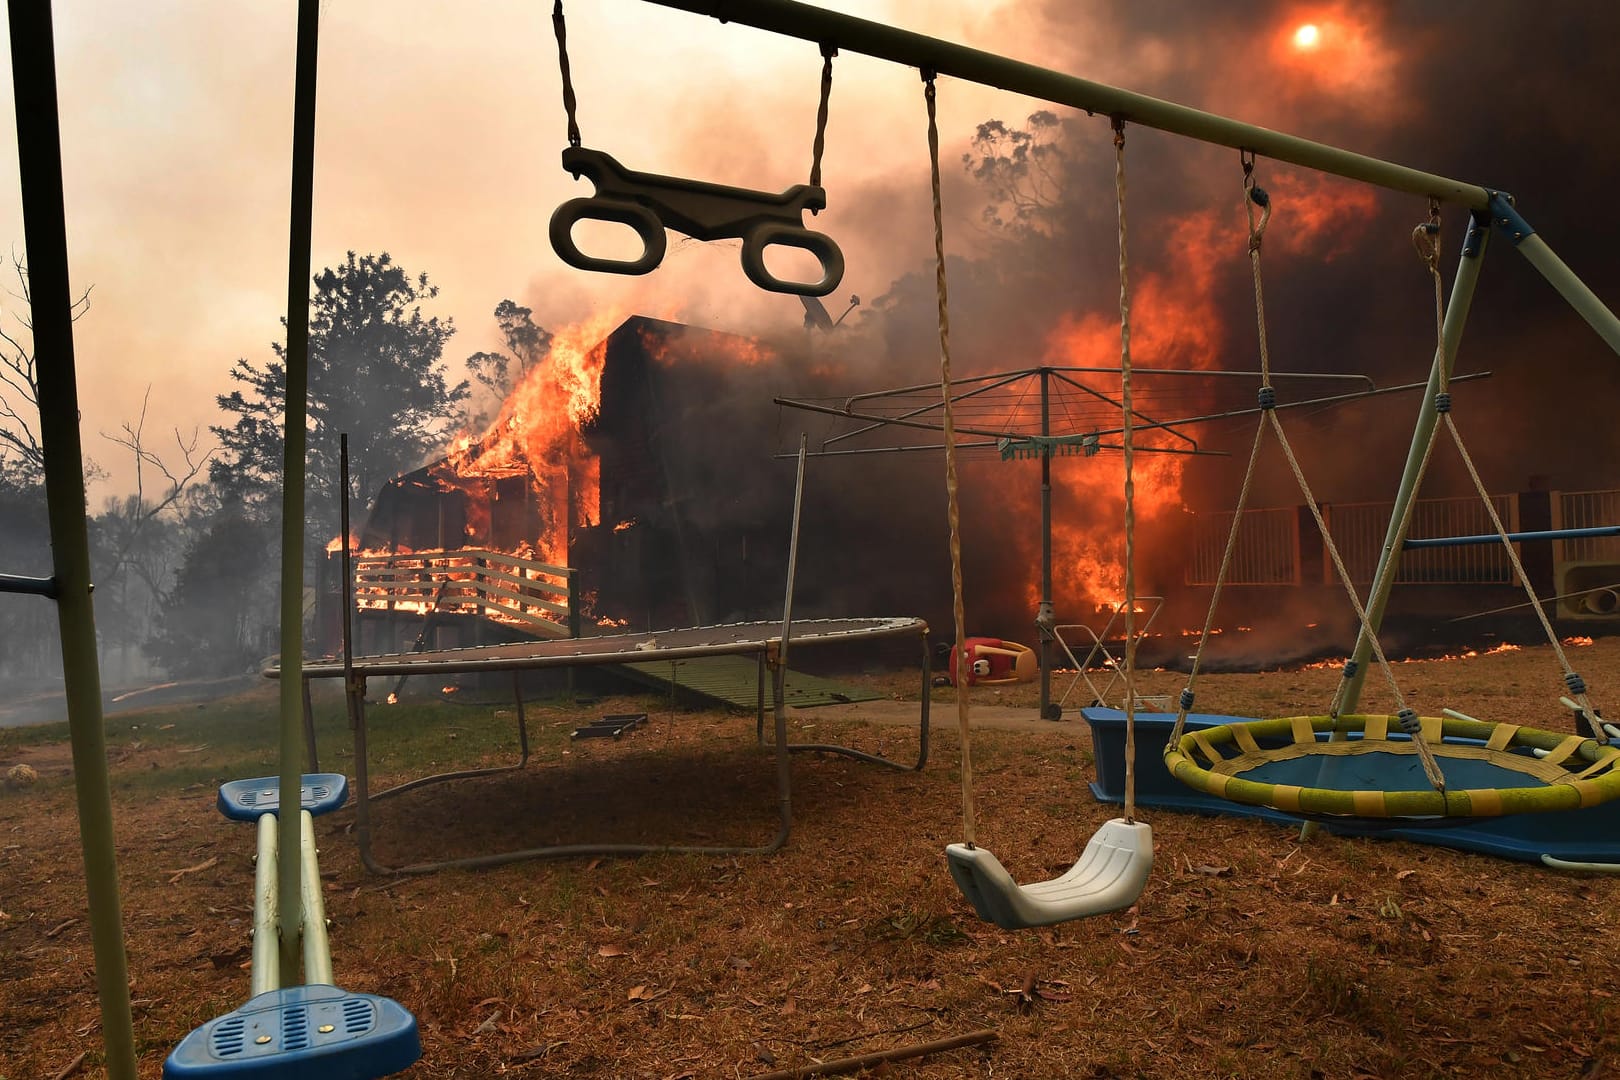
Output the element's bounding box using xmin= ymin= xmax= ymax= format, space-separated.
xmin=164 ymin=984 xmax=419 ymax=1079
xmin=218 ymin=774 xmax=350 ymax=822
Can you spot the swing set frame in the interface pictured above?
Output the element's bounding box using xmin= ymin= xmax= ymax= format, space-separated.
xmin=12 ymin=0 xmax=1620 ymax=1072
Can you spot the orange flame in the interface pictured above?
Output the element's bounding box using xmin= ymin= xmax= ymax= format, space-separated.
xmin=436 ymin=309 xmax=623 ymax=565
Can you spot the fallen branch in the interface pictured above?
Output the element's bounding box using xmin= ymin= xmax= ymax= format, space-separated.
xmin=745 ymin=1029 xmax=997 ymax=1080
xmin=51 ymin=1050 xmax=87 ymax=1080
xmin=167 ymin=856 xmax=219 ymax=885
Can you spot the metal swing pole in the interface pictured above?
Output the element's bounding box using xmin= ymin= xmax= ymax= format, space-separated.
xmin=8 ymin=5 xmax=137 ymax=1074
xmin=276 ymin=0 xmax=321 ymax=984
xmin=1487 ymin=193 xmax=1620 ymax=358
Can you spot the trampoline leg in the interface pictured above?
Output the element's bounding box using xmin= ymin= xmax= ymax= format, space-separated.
xmin=513 ymin=672 xmax=530 ymax=766
xmin=757 ymin=650 xmax=767 ymax=745
xmin=352 ymin=678 xmax=386 ymax=875
xmin=301 ymin=675 xmax=319 ymax=772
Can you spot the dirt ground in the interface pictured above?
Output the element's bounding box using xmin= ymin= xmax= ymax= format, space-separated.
xmin=4 ymin=637 xmax=1620 ymax=1078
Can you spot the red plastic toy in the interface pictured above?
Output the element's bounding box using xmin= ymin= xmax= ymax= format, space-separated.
xmin=949 ymin=637 xmax=1037 ymax=687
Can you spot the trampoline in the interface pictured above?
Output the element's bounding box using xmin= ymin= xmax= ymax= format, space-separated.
xmin=274 ymin=617 xmax=931 ymax=874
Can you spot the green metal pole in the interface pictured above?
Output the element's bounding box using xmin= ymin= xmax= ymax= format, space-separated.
xmin=7 ymin=4 xmax=137 ymax=1075
xmin=1334 ymin=212 xmax=1491 ymax=717
xmin=1486 ymin=193 xmax=1620 ymax=357
xmin=277 ymin=0 xmax=321 ymax=984
xmin=637 ymin=0 xmax=1488 ymax=208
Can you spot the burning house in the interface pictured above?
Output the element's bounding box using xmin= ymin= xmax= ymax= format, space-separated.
xmin=326 ymin=315 xmax=802 ymax=655
xmin=322 ymin=303 xmax=1620 ymax=668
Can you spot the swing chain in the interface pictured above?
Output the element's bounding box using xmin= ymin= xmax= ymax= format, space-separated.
xmin=808 ymin=43 xmax=837 ymax=195
xmin=552 ymin=0 xmax=582 ymax=148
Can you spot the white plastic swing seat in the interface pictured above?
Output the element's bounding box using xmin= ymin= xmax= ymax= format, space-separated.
xmin=946 ymin=818 xmax=1152 ymax=930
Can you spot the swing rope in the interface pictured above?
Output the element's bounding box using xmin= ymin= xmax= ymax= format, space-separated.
xmin=942 ymin=108 xmax=1152 ymax=930
xmin=809 ymin=45 xmax=836 ymax=191
xmin=1325 ymin=209 xmax=1450 ymax=723
xmin=551 ymin=0 xmax=582 ymax=148
xmin=1170 ymin=154 xmax=1447 ymax=792
xmin=923 ymin=71 xmax=976 ymax=849
xmin=1112 ymin=118 xmax=1140 ymax=824
xmin=554 ymin=0 xmax=838 ymax=206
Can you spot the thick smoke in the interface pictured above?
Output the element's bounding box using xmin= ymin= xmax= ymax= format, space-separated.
xmin=502 ymin=3 xmax=1620 ymax=662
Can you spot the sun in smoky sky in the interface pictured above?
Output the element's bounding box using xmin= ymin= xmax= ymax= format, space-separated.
xmin=1293 ymin=23 xmax=1321 ymax=49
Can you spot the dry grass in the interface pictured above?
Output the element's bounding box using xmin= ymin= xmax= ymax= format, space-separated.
xmin=4 ymin=638 xmax=1620 ymax=1078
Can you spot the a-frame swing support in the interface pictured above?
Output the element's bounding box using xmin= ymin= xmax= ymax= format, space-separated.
xmin=636 ymin=0 xmax=1620 ymax=359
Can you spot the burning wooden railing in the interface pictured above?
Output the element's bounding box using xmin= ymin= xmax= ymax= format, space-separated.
xmin=353 ymin=548 xmax=580 ymax=639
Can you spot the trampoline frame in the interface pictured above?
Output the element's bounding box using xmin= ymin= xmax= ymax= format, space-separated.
xmin=278 ymin=617 xmax=931 ymax=874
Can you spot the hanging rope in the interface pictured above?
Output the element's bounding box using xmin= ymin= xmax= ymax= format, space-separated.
xmin=1168 ymin=159 xmax=1272 ymax=749
xmin=809 ymin=44 xmax=836 ymax=191
xmin=1171 ymin=154 xmax=1448 ymax=792
xmin=1112 ymin=119 xmax=1141 ymax=824
xmin=552 ymin=0 xmax=582 ymax=148
xmin=924 ymin=72 xmax=976 ymax=848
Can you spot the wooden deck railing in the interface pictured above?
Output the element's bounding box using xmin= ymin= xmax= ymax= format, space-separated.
xmin=353 ymin=548 xmax=580 ymax=639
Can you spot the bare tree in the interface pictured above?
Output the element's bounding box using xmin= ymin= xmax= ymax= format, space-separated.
xmin=0 ymin=252 xmax=92 ymax=484
xmin=93 ymin=388 xmax=215 ymax=680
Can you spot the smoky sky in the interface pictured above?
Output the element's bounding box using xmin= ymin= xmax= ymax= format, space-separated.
xmin=661 ymin=1 xmax=1620 ymax=650
xmin=13 ymin=1 xmax=1618 ymax=658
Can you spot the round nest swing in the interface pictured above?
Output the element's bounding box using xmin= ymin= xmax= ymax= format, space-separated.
xmin=1163 ymin=713 xmax=1620 ymax=819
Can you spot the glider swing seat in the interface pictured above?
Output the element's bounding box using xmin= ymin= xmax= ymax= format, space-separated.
xmin=940 ymin=104 xmax=1151 ymax=930
xmin=164 ymin=775 xmax=419 ymax=1078
xmin=1162 ymin=160 xmax=1618 ymax=824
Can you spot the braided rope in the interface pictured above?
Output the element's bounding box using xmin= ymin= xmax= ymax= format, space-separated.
xmin=1328 ymin=220 xmax=1451 ymax=721
xmin=1241 ymin=159 xmax=1446 ymax=789
xmin=1441 ymin=413 xmax=1605 ymax=738
xmin=809 ymin=46 xmax=835 ymax=190
xmin=1168 ymin=429 xmax=1266 ymax=747
xmin=1112 ymin=121 xmax=1142 ymax=822
xmin=925 ymin=74 xmax=976 ymax=847
xmin=1171 ymin=162 xmax=1276 ymax=748
xmin=1263 ymin=410 xmax=1446 ymax=788
xmin=551 ymin=0 xmax=582 ymax=148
